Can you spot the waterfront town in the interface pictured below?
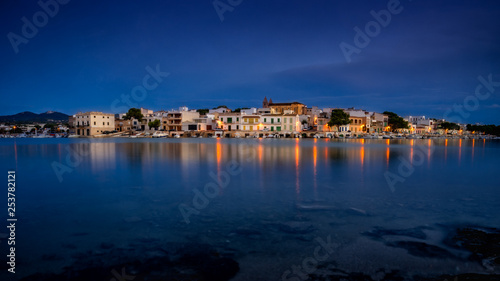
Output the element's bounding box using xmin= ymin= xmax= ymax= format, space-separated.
xmin=1 ymin=97 xmax=498 ymax=139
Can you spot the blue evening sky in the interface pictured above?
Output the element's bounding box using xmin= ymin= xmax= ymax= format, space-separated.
xmin=1 ymin=0 xmax=499 ymax=123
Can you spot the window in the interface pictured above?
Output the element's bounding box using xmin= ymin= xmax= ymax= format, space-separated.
xmin=290 ymin=118 xmax=292 ymax=123
xmin=271 ymin=118 xmax=274 ymax=124
xmin=236 ymin=117 xmax=239 ymax=122
xmin=94 ymin=122 xmax=96 ymax=125
xmin=221 ymin=118 xmax=223 ymax=122
xmin=284 ymin=118 xmax=287 ymax=123
xmin=278 ymin=118 xmax=280 ymax=122
xmin=228 ymin=117 xmax=232 ymax=123
xmin=264 ymin=118 xmax=267 ymax=122
xmin=107 ymin=122 xmax=109 ymax=125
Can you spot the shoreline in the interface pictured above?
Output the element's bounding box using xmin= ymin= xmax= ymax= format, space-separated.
xmin=1 ymin=132 xmax=499 ymax=140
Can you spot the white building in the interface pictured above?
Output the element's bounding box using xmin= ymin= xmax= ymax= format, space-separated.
xmin=74 ymin=112 xmax=115 ymax=136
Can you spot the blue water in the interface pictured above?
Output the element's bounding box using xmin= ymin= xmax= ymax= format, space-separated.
xmin=0 ymin=138 xmax=499 ymax=280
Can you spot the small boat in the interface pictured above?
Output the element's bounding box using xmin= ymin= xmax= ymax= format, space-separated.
xmin=152 ymin=132 xmax=168 ymax=138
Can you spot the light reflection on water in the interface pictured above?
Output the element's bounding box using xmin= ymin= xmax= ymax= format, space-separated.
xmin=0 ymin=138 xmax=499 ymax=279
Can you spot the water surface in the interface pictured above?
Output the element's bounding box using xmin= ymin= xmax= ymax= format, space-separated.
xmin=0 ymin=138 xmax=499 ymax=280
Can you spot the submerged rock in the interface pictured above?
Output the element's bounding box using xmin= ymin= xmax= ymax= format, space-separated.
xmin=20 ymin=242 xmax=239 ymax=281
xmin=442 ymin=226 xmax=500 ymax=268
xmin=385 ymin=241 xmax=456 ymax=259
xmin=363 ymin=226 xmax=428 ymax=240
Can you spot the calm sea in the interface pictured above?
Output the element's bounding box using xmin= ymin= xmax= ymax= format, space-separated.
xmin=0 ymin=138 xmax=499 ymax=280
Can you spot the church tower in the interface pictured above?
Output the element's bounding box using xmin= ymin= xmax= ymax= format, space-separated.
xmin=263 ymin=97 xmax=269 ymax=108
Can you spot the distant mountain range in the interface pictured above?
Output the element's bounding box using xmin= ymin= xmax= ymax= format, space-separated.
xmin=0 ymin=111 xmax=69 ymax=123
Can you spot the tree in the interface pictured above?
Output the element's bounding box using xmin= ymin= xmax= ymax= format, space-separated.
xmin=43 ymin=123 xmax=56 ymax=132
xmin=124 ymin=108 xmax=143 ymax=122
xmin=214 ymin=105 xmax=228 ymax=109
xmin=233 ymin=107 xmax=249 ymax=113
xmin=148 ymin=119 xmax=161 ymax=130
xmin=440 ymin=122 xmax=460 ymax=130
xmin=327 ymin=109 xmax=351 ymax=131
xmin=197 ymin=108 xmax=209 ymax=115
xmin=383 ymin=111 xmax=409 ymax=132
xmin=466 ymin=124 xmax=500 ymax=136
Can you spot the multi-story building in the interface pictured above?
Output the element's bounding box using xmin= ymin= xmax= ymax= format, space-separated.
xmin=182 ymin=116 xmax=216 ymax=131
xmin=141 ymin=115 xmax=162 ymax=131
xmin=209 ymin=107 xmax=231 ymax=114
xmin=115 ymin=119 xmax=133 ymax=132
xmin=282 ymin=114 xmax=301 ymax=132
xmin=305 ymin=106 xmax=323 ymax=128
xmin=404 ymin=115 xmax=435 ymax=134
xmin=218 ymin=113 xmax=241 ymax=131
xmin=261 ymin=114 xmax=283 ymax=132
xmin=269 ymin=101 xmax=307 ymax=115
xmin=241 ymin=115 xmax=261 ymax=131
xmin=73 ymin=112 xmax=115 ymax=136
xmin=345 ymin=109 xmax=369 ymax=133
xmin=263 ymin=97 xmax=306 ymax=115
xmin=165 ymin=109 xmax=199 ymax=131
xmin=140 ymin=108 xmax=153 ymax=116
xmin=240 ymin=108 xmax=258 ymax=115
xmin=370 ymin=112 xmax=389 ymax=133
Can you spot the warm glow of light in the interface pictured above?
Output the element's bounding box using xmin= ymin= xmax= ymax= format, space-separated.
xmin=313 ymin=143 xmax=317 ymax=175
xmin=410 ymin=145 xmax=414 ymax=164
xmin=386 ymin=139 xmax=390 ymax=146
xmin=472 ymin=139 xmax=475 ymax=160
xmin=386 ymin=146 xmax=390 ymax=167
xmin=360 ymin=145 xmax=365 ymax=167
xmin=458 ymin=139 xmax=462 ymax=165
xmin=258 ymin=141 xmax=263 ymax=163
xmin=444 ymin=139 xmax=447 ymax=161
xmin=216 ymin=140 xmax=222 ymax=167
